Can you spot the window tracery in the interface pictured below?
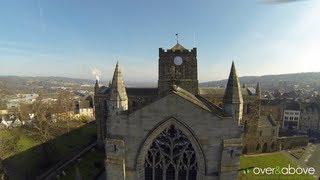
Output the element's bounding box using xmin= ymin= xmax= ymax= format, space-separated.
xmin=144 ymin=125 xmax=198 ymax=180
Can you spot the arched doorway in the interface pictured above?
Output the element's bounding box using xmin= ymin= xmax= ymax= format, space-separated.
xmin=262 ymin=143 xmax=268 ymax=153
xmin=242 ymin=146 xmax=247 ymax=154
xmin=144 ymin=125 xmax=197 ymax=180
xmin=256 ymin=143 xmax=261 ymax=151
xmin=271 ymin=142 xmax=275 ymax=151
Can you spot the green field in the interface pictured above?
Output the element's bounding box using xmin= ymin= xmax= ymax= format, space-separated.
xmin=0 ymin=128 xmax=40 ymax=159
xmin=1 ymin=122 xmax=97 ymax=179
xmin=1 ymin=125 xmax=318 ymax=179
xmin=240 ymin=152 xmax=316 ymax=180
xmin=60 ymin=151 xmax=318 ymax=179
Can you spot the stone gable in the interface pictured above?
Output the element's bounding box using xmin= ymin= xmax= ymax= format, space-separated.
xmin=106 ymin=92 xmax=242 ymax=179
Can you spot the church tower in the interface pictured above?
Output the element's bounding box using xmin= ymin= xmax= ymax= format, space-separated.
xmin=256 ymin=82 xmax=261 ymax=99
xmin=255 ymin=82 xmax=261 ymax=117
xmin=94 ymin=79 xmax=106 ymax=146
xmin=108 ymin=62 xmax=128 ymax=116
xmin=94 ymin=79 xmax=99 ymax=93
xmin=94 ymin=80 xmax=102 ymax=144
xmin=243 ymin=82 xmax=263 ymax=154
xmin=158 ymin=43 xmax=198 ymax=95
xmin=223 ymin=61 xmax=243 ymax=125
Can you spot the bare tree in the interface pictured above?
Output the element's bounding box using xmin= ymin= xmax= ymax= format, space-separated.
xmin=28 ymin=98 xmax=55 ymax=143
xmin=18 ymin=103 xmax=33 ymax=122
xmin=52 ymin=90 xmax=75 ymax=132
xmin=21 ymin=98 xmax=58 ymax=167
xmin=53 ymin=90 xmax=74 ymax=114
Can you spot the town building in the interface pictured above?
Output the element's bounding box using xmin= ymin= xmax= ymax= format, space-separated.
xmin=300 ymin=102 xmax=320 ymax=131
xmin=74 ymin=94 xmax=94 ymax=117
xmin=282 ymin=101 xmax=301 ymax=130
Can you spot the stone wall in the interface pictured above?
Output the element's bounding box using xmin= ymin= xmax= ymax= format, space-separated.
xmin=158 ymin=47 xmax=198 ymax=95
xmin=106 ymin=93 xmax=242 ymax=180
xmin=278 ymin=136 xmax=309 ymax=150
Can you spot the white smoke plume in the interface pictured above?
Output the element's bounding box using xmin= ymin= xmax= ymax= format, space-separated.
xmin=91 ymin=67 xmax=102 ymax=81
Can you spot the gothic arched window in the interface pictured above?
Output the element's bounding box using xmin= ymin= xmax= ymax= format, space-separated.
xmin=144 ymin=125 xmax=198 ymax=180
xmin=271 ymin=142 xmax=275 ymax=150
xmin=256 ymin=144 xmax=261 ymax=151
xmin=262 ymin=143 xmax=268 ymax=153
xmin=242 ymin=146 xmax=247 ymax=154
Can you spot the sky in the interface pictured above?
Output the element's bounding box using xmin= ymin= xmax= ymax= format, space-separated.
xmin=0 ymin=0 xmax=319 ymax=83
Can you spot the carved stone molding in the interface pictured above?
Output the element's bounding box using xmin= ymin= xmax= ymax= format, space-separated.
xmin=136 ymin=117 xmax=206 ymax=180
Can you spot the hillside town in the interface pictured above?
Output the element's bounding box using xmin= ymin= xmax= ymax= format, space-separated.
xmin=0 ymin=43 xmax=319 ymax=179
xmin=203 ymin=81 xmax=320 ymax=143
xmin=0 ymin=86 xmax=95 ymax=129
xmin=1 ymin=0 xmax=320 ymax=179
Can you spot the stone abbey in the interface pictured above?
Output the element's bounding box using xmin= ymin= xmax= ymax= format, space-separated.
xmin=94 ymin=43 xmax=245 ymax=180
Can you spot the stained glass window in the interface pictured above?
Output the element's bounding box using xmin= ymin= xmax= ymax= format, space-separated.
xmin=145 ymin=125 xmax=198 ymax=180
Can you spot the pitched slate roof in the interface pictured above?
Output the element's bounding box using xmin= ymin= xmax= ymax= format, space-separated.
xmin=246 ymin=87 xmax=256 ymax=96
xmin=97 ymin=87 xmax=157 ymax=97
xmin=126 ymin=87 xmax=158 ymax=96
xmin=171 ymin=43 xmax=186 ymax=52
xmin=195 ymin=94 xmax=228 ymax=117
xmin=258 ymin=115 xmax=277 ymax=127
xmin=284 ymin=101 xmax=300 ymax=110
xmin=172 ymin=85 xmax=227 ymax=116
xmin=199 ymin=87 xmax=250 ymax=97
xmin=172 ymin=85 xmax=210 ymax=111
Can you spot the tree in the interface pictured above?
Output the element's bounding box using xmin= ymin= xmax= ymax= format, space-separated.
xmin=18 ymin=103 xmax=33 ymax=122
xmin=52 ymin=90 xmax=76 ymax=132
xmin=23 ymin=98 xmax=58 ymax=167
xmin=0 ymin=130 xmax=19 ymax=159
xmin=53 ymin=90 xmax=74 ymax=114
xmin=29 ymin=98 xmax=55 ymax=143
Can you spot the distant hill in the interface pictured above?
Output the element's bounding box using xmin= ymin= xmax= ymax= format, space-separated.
xmin=200 ymin=72 xmax=320 ymax=89
xmin=0 ymin=76 xmax=95 ymax=85
xmin=1 ymin=72 xmax=320 ymax=95
xmin=0 ymin=76 xmax=96 ymax=95
xmin=0 ymin=76 xmax=156 ymax=95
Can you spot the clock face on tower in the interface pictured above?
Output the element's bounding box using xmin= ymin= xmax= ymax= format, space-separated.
xmin=174 ymin=56 xmax=183 ymax=66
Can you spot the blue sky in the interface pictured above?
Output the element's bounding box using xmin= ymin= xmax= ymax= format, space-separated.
xmin=0 ymin=0 xmax=319 ymax=83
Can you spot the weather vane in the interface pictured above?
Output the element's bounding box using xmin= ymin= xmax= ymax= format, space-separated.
xmin=175 ymin=33 xmax=179 ymax=44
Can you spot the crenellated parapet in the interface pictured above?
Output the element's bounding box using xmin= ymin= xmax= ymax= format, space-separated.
xmin=159 ymin=46 xmax=197 ymax=56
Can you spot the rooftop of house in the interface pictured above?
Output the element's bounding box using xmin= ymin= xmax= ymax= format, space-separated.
xmin=284 ymin=101 xmax=300 ymax=111
xmin=97 ymin=86 xmax=158 ymax=97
